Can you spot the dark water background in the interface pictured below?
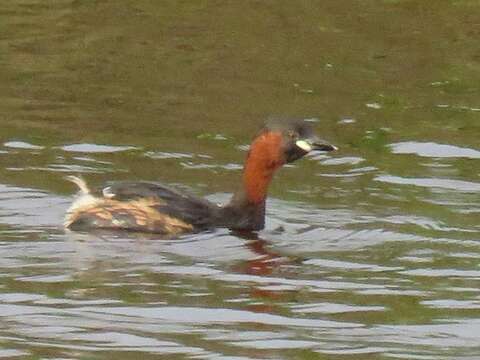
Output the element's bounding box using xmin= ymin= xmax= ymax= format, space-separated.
xmin=0 ymin=1 xmax=479 ymax=359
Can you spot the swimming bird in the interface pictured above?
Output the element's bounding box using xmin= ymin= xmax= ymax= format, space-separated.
xmin=64 ymin=119 xmax=337 ymax=234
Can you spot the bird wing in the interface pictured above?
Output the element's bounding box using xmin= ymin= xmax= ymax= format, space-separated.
xmin=99 ymin=181 xmax=218 ymax=229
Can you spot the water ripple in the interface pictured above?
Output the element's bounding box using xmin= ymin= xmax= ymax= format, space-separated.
xmin=59 ymin=143 xmax=138 ymax=153
xmin=75 ymin=306 xmax=361 ymax=329
xmin=3 ymin=141 xmax=44 ymax=150
xmin=375 ymin=175 xmax=480 ymax=192
xmin=390 ymin=141 xmax=480 ymax=159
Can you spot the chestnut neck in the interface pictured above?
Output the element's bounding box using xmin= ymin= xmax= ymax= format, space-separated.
xmin=220 ymin=131 xmax=284 ymax=231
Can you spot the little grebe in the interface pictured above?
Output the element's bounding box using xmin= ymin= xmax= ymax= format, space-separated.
xmin=64 ymin=119 xmax=336 ymax=234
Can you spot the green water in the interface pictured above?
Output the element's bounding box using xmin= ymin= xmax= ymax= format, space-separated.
xmin=0 ymin=1 xmax=479 ymax=359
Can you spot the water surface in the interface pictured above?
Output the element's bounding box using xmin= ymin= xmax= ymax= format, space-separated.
xmin=0 ymin=1 xmax=479 ymax=359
